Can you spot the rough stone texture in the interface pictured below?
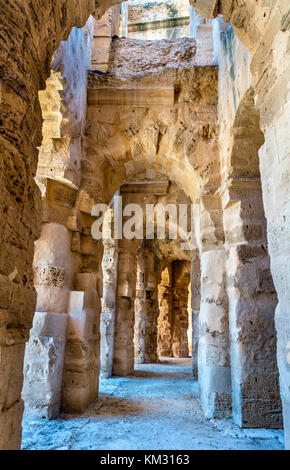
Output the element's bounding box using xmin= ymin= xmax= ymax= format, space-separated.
xmin=223 ymin=90 xmax=282 ymax=428
xmin=134 ymin=247 xmax=158 ymax=364
xmin=191 ymin=256 xmax=201 ymax=379
xmin=134 ymin=249 xmax=146 ymax=364
xmin=100 ymin=210 xmax=118 ymax=378
xmin=91 ymin=5 xmax=120 ymax=72
xmin=198 ymin=248 xmax=232 ymax=419
xmin=113 ymin=237 xmax=137 ymax=376
xmin=86 ymin=36 xmax=219 ymax=207
xmin=22 ymin=312 xmax=68 ymax=418
xmin=113 ymin=190 xmax=139 ymax=377
xmin=191 ymin=0 xmax=290 ymax=445
xmin=0 ymin=0 xmax=289 ymax=450
xmin=37 ymin=18 xmax=94 ymax=188
xmin=62 ymin=284 xmax=100 ymax=413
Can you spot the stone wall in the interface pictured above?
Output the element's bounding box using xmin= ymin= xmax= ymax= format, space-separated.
xmin=189 ymin=2 xmax=289 ymax=443
xmin=21 ymin=15 xmax=103 ymax=421
xmin=0 ymin=0 xmax=289 ymax=450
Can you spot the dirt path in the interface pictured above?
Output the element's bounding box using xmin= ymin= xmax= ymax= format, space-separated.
xmin=21 ymin=358 xmax=284 ymax=450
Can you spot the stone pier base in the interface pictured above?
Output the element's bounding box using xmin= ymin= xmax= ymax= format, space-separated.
xmin=22 ymin=312 xmax=68 ymax=418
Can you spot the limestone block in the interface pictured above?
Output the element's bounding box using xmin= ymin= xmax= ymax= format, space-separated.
xmin=34 ymin=266 xmax=65 ymax=287
xmin=29 ymin=311 xmax=68 ymax=338
xmin=113 ymin=249 xmax=136 ymax=380
xmin=100 ymin=242 xmax=118 ymax=377
xmin=62 ymin=290 xmax=100 ymax=412
xmin=22 ymin=312 xmax=68 ymax=418
xmin=87 ymin=88 xmax=174 ymax=108
xmin=35 ymin=285 xmax=70 ymax=314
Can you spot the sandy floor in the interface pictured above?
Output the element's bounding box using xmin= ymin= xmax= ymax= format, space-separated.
xmin=21 ymin=358 xmax=284 ymax=450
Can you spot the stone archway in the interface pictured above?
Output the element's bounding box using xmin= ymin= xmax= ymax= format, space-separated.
xmin=0 ymin=0 xmax=289 ymax=450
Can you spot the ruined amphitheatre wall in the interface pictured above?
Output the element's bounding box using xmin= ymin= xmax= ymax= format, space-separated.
xmin=216 ymin=20 xmax=282 ymax=429
xmin=0 ymin=0 xmax=289 ymax=450
xmin=192 ymin=0 xmax=289 ymax=442
xmin=36 ymin=18 xmax=95 ymax=188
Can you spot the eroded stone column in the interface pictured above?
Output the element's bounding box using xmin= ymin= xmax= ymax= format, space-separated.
xmin=157 ymin=265 xmax=173 ymax=357
xmin=100 ymin=210 xmax=118 ymax=377
xmin=134 ymin=247 xmax=158 ymax=364
xmin=62 ymin=273 xmax=100 ymax=412
xmin=22 ymin=223 xmax=72 ymax=418
xmin=134 ymin=250 xmax=146 ymax=364
xmin=199 ymin=248 xmax=231 ymax=418
xmin=113 ymin=238 xmax=138 ymax=376
xmin=191 ymin=256 xmax=201 ymax=379
xmin=254 ymin=24 xmax=290 ymax=443
xmin=171 ymin=261 xmax=190 ymax=358
xmin=224 ymin=181 xmax=282 ymax=428
xmin=22 ymin=312 xmax=67 ymax=418
xmin=198 ymin=197 xmax=232 ymax=419
xmin=143 ymin=249 xmax=158 ymax=363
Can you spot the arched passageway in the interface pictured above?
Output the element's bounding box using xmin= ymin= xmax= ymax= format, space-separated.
xmin=0 ymin=0 xmax=289 ymax=451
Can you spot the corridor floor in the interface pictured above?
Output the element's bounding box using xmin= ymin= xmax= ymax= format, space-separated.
xmin=21 ymin=358 xmax=284 ymax=450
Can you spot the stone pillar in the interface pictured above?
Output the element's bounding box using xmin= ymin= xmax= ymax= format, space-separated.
xmin=198 ymin=196 xmax=231 ymax=419
xmin=171 ymin=261 xmax=190 ymax=358
xmin=22 ymin=223 xmax=72 ymax=418
xmin=191 ymin=256 xmax=201 ymax=379
xmin=113 ymin=238 xmax=137 ymax=376
xmin=224 ymin=180 xmax=282 ymax=428
xmin=134 ymin=250 xmax=146 ymax=364
xmin=62 ymin=273 xmax=100 ymax=412
xmin=144 ymin=249 xmax=158 ymax=363
xmin=22 ymin=312 xmax=67 ymax=418
xmin=133 ymin=247 xmax=158 ymax=365
xmin=157 ymin=265 xmax=173 ymax=358
xmin=100 ymin=210 xmax=118 ymax=378
xmin=0 ymin=71 xmax=42 ymax=450
xmin=198 ymin=248 xmax=231 ymax=418
xmin=191 ymin=0 xmax=290 ymax=444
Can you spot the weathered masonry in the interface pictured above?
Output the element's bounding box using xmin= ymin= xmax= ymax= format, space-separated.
xmin=0 ymin=0 xmax=289 ymax=450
